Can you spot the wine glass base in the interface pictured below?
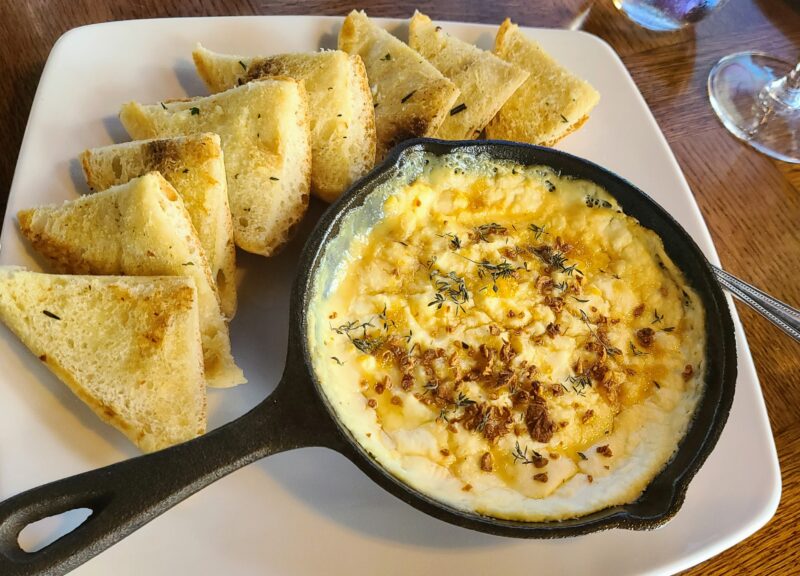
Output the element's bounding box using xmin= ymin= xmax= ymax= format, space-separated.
xmin=708 ymin=52 xmax=800 ymax=164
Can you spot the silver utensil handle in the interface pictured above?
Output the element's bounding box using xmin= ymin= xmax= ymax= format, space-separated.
xmin=712 ymin=265 xmax=800 ymax=342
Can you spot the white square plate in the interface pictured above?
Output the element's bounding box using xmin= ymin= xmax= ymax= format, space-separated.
xmin=0 ymin=16 xmax=780 ymax=575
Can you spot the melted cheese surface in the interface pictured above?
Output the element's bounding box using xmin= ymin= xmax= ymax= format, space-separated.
xmin=308 ymin=154 xmax=705 ymax=521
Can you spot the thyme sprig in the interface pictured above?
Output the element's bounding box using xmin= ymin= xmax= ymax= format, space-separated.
xmin=423 ymin=381 xmax=439 ymax=393
xmin=455 ymin=391 xmax=476 ymax=407
xmin=580 ymin=310 xmax=622 ymax=356
xmin=528 ymin=223 xmax=549 ymax=240
xmin=333 ymin=319 xmax=385 ymax=354
xmin=512 ymin=441 xmax=543 ymax=465
xmin=469 ymin=258 xmax=519 ymax=292
xmin=437 ymin=232 xmax=462 ymax=250
xmin=533 ymin=246 xmax=568 ymax=271
xmin=473 ymin=223 xmax=508 ymax=243
xmin=437 ymin=392 xmax=477 ymax=422
xmin=378 ymin=303 xmax=396 ymax=330
xmin=567 ymin=374 xmax=592 ymax=395
xmin=561 ymin=263 xmax=583 ymax=276
xmin=428 ymin=269 xmax=469 ymax=313
xmin=629 ymin=342 xmax=649 ymax=356
xmin=476 ymin=410 xmax=492 ymax=433
xmin=533 ymin=245 xmax=583 ymax=276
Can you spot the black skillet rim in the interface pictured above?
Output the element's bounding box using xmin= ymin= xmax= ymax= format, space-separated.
xmin=295 ymin=138 xmax=737 ymax=538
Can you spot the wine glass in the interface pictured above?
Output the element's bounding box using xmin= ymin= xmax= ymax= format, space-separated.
xmin=613 ymin=0 xmax=729 ymax=32
xmin=708 ymin=53 xmax=800 ymax=163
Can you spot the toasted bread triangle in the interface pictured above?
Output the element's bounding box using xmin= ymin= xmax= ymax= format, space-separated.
xmin=193 ymin=45 xmax=375 ymax=203
xmin=119 ymin=79 xmax=311 ymax=256
xmin=486 ymin=19 xmax=600 ymax=146
xmin=339 ymin=10 xmax=460 ymax=159
xmin=0 ymin=268 xmax=206 ymax=453
xmin=80 ymin=133 xmax=238 ymax=319
xmin=17 ymin=172 xmax=245 ymax=388
xmin=408 ymin=11 xmax=530 ymax=140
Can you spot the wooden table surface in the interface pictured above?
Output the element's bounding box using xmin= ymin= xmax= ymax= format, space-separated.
xmin=0 ymin=1 xmax=798 ymax=573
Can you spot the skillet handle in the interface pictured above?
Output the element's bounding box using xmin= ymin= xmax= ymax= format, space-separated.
xmin=0 ymin=367 xmax=342 ymax=576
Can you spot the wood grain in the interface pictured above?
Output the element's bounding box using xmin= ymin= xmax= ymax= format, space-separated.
xmin=0 ymin=1 xmax=798 ymax=574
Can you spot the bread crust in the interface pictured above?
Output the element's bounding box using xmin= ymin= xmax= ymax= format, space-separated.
xmin=339 ymin=10 xmax=460 ymax=158
xmin=80 ymin=133 xmax=238 ymax=319
xmin=408 ymin=11 xmax=529 ymax=140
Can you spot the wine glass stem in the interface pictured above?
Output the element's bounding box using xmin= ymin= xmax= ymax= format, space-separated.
xmin=767 ymin=60 xmax=800 ymax=108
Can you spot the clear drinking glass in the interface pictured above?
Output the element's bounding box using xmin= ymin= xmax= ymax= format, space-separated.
xmin=613 ymin=0 xmax=728 ymax=31
xmin=708 ymin=53 xmax=800 ymax=163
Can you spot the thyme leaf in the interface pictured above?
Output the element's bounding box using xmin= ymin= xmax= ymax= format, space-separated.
xmin=528 ymin=223 xmax=549 ymax=240
xmin=428 ymin=269 xmax=469 ymax=313
xmin=580 ymin=309 xmax=622 ymax=356
xmin=567 ymin=374 xmax=592 ymax=394
xmin=455 ymin=392 xmax=476 ymax=407
xmin=468 ymin=258 xmax=518 ymax=292
xmin=512 ymin=441 xmax=542 ymax=465
xmin=472 ymin=223 xmax=507 ymax=243
xmin=437 ymin=232 xmax=461 ymax=250
xmin=333 ymin=319 xmax=384 ymax=354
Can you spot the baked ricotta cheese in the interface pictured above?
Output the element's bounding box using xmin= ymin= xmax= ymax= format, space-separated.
xmin=308 ymin=152 xmax=705 ymax=521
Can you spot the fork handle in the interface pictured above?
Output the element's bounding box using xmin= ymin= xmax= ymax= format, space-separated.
xmin=712 ymin=265 xmax=800 ymax=342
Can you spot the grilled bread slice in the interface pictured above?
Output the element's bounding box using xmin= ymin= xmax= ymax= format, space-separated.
xmin=0 ymin=267 xmax=206 ymax=453
xmin=338 ymin=10 xmax=460 ymax=158
xmin=17 ymin=172 xmax=245 ymax=388
xmin=119 ymin=79 xmax=311 ymax=256
xmin=408 ymin=11 xmax=529 ymax=140
xmin=486 ymin=19 xmax=600 ymax=146
xmin=80 ymin=133 xmax=238 ymax=319
xmin=193 ymin=45 xmax=375 ymax=203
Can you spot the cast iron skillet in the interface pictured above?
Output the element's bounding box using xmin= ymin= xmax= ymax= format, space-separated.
xmin=0 ymin=139 xmax=737 ymax=575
